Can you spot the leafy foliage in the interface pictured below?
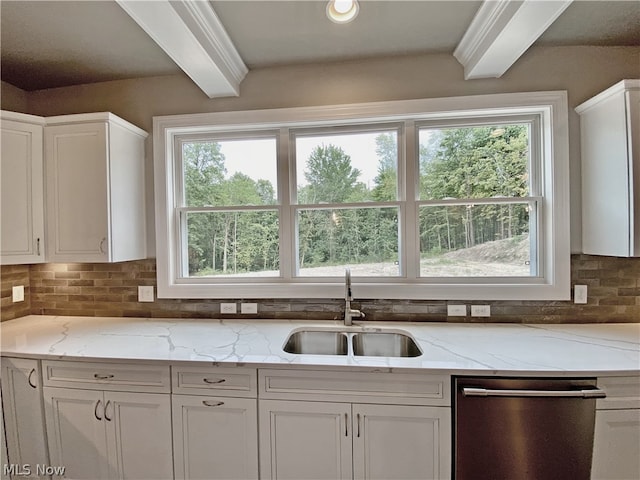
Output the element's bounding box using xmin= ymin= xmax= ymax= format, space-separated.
xmin=182 ymin=125 xmax=531 ymax=277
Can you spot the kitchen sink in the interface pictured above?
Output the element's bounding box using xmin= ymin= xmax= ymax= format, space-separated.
xmin=283 ymin=330 xmax=348 ymax=355
xmin=352 ymin=332 xmax=422 ymax=357
xmin=283 ymin=328 xmax=422 ymax=357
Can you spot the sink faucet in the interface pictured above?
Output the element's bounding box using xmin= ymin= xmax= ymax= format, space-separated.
xmin=344 ymin=268 xmax=365 ymax=326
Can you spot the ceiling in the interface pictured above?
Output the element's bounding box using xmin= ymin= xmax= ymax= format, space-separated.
xmin=1 ymin=0 xmax=639 ymax=93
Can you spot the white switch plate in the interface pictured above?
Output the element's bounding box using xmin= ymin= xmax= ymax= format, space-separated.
xmin=447 ymin=304 xmax=467 ymax=316
xmin=220 ymin=303 xmax=237 ymax=314
xmin=471 ymin=305 xmax=491 ymax=317
xmin=138 ymin=286 xmax=154 ymax=302
xmin=574 ymin=285 xmax=588 ymax=304
xmin=12 ymin=285 xmax=24 ymax=303
xmin=241 ymin=303 xmax=258 ymax=314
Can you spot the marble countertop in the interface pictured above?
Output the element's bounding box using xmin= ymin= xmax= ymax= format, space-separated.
xmin=1 ymin=315 xmax=639 ymax=376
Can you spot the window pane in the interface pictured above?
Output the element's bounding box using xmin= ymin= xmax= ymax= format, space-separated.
xmin=419 ymin=203 xmax=532 ymax=277
xmin=182 ymin=138 xmax=277 ymax=207
xmin=419 ymin=124 xmax=530 ymax=200
xmin=186 ymin=211 xmax=279 ymax=277
xmin=297 ymin=207 xmax=399 ymax=276
xmin=295 ymin=130 xmax=398 ymax=204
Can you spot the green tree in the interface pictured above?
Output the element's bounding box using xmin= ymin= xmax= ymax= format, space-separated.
xmin=371 ymin=133 xmax=397 ymax=201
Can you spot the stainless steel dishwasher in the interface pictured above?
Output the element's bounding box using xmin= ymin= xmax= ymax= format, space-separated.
xmin=454 ymin=377 xmax=606 ymax=480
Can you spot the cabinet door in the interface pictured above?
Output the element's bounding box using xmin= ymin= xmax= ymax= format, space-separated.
xmin=43 ymin=387 xmax=110 ymax=480
xmin=45 ymin=122 xmax=110 ymax=262
xmin=259 ymin=399 xmax=352 ymax=480
xmin=352 ymin=404 xmax=451 ymax=480
xmin=173 ymin=395 xmax=258 ymax=480
xmin=1 ymin=358 xmax=49 ymax=473
xmin=591 ymin=409 xmax=640 ymax=480
xmin=105 ymin=391 xmax=173 ymax=480
xmin=1 ymin=119 xmax=45 ymax=264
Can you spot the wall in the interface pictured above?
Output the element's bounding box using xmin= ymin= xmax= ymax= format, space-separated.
xmin=0 ymin=80 xmax=28 ymax=113
xmin=20 ymin=46 xmax=640 ymax=255
xmin=0 ymin=255 xmax=637 ymax=322
xmin=0 ymin=266 xmax=31 ymax=321
xmin=1 ymin=46 xmax=639 ymax=323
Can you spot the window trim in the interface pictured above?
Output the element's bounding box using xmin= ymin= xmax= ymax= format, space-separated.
xmin=153 ymin=91 xmax=570 ymax=300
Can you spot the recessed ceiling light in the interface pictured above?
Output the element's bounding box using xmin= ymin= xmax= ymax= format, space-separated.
xmin=326 ymin=0 xmax=359 ymax=24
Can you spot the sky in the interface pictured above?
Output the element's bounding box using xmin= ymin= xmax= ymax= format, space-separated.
xmin=218 ymin=131 xmax=393 ymax=193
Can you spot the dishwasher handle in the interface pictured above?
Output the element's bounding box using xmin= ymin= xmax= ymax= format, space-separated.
xmin=462 ymin=387 xmax=606 ymax=399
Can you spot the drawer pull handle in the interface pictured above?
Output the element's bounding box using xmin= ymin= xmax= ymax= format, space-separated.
xmin=94 ymin=400 xmax=103 ymax=421
xmin=28 ymin=368 xmax=37 ymax=389
xmin=94 ymin=374 xmax=115 ymax=380
xmin=203 ymin=378 xmax=226 ymax=384
xmin=202 ymin=400 xmax=225 ymax=407
xmin=104 ymin=400 xmax=112 ymax=421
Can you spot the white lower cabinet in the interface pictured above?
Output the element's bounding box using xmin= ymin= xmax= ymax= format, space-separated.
xmin=0 ymin=358 xmax=49 ymax=479
xmin=43 ymin=387 xmax=173 ymax=480
xmin=259 ymin=400 xmax=450 ymax=480
xmin=41 ymin=360 xmax=173 ymax=480
xmin=257 ymin=369 xmax=451 ymax=480
xmin=352 ymin=403 xmax=450 ymax=480
xmin=171 ymin=365 xmax=259 ymax=480
xmin=172 ymin=395 xmax=258 ymax=480
xmin=259 ymin=400 xmax=352 ymax=480
xmin=591 ymin=376 xmax=640 ymax=480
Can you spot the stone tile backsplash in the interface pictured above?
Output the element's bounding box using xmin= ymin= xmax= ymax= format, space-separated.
xmin=1 ymin=255 xmax=638 ymax=323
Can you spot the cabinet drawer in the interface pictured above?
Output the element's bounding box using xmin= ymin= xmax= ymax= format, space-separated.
xmin=259 ymin=369 xmax=450 ymax=406
xmin=597 ymin=376 xmax=640 ymax=410
xmin=172 ymin=366 xmax=257 ymax=397
xmin=42 ymin=360 xmax=170 ymax=393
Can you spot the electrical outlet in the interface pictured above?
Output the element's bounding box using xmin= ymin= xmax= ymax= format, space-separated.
xmin=574 ymin=285 xmax=588 ymax=304
xmin=241 ymin=303 xmax=258 ymax=314
xmin=447 ymin=304 xmax=467 ymax=316
xmin=12 ymin=285 xmax=24 ymax=303
xmin=138 ymin=286 xmax=154 ymax=302
xmin=471 ymin=305 xmax=491 ymax=317
xmin=220 ymin=303 xmax=237 ymax=314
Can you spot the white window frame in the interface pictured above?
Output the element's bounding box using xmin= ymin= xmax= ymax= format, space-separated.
xmin=153 ymin=91 xmax=570 ymax=300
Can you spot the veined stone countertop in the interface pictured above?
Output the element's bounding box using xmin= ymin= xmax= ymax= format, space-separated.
xmin=1 ymin=315 xmax=639 ymax=376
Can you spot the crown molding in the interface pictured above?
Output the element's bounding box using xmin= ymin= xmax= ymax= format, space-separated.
xmin=116 ymin=0 xmax=248 ymax=98
xmin=454 ymin=0 xmax=573 ymax=80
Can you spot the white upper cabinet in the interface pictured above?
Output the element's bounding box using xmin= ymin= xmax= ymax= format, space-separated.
xmin=45 ymin=113 xmax=147 ymax=262
xmin=0 ymin=111 xmax=46 ymax=265
xmin=577 ymin=79 xmax=640 ymax=257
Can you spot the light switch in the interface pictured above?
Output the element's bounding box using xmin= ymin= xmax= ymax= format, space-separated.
xmin=574 ymin=285 xmax=588 ymax=304
xmin=138 ymin=286 xmax=154 ymax=302
xmin=241 ymin=303 xmax=258 ymax=314
xmin=12 ymin=285 xmax=24 ymax=303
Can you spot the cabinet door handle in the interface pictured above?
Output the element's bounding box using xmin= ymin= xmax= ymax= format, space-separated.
xmin=36 ymin=238 xmax=41 ymax=256
xmin=104 ymin=400 xmax=112 ymax=421
xmin=94 ymin=400 xmax=103 ymax=421
xmin=27 ymin=368 xmax=37 ymax=389
xmin=94 ymin=373 xmax=115 ymax=380
xmin=202 ymin=400 xmax=225 ymax=407
xmin=345 ymin=413 xmax=348 ymax=437
xmin=203 ymin=378 xmax=226 ymax=384
xmin=99 ymin=237 xmax=106 ymax=254
xmin=356 ymin=413 xmax=361 ymax=438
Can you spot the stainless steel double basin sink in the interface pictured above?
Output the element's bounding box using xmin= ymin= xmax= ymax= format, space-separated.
xmin=283 ymin=328 xmax=422 ymax=358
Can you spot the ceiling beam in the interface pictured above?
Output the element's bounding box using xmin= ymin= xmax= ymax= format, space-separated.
xmin=116 ymin=0 xmax=248 ymax=98
xmin=454 ymin=0 xmax=573 ymax=79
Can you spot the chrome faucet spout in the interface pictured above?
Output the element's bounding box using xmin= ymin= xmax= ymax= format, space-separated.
xmin=344 ymin=268 xmax=364 ymax=326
